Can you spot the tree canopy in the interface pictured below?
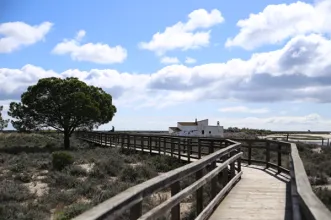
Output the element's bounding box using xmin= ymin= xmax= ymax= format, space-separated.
xmin=8 ymin=77 xmax=117 ymax=148
xmin=0 ymin=106 xmax=9 ymax=131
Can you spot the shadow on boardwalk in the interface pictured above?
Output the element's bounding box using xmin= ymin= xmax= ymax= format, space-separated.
xmin=209 ymin=164 xmax=292 ymax=220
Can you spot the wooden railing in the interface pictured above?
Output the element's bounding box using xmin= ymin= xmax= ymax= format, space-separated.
xmin=74 ymin=131 xmax=331 ymax=220
xmin=288 ymin=142 xmax=331 ymax=220
xmin=232 ymin=138 xmax=290 ymax=174
xmin=74 ymin=132 xmax=242 ymax=220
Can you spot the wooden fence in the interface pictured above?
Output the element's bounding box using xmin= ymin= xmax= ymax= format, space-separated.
xmin=74 ymin=131 xmax=331 ymax=220
xmin=74 ymin=132 xmax=242 ymax=220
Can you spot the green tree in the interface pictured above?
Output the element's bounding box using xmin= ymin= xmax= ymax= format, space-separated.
xmin=8 ymin=77 xmax=117 ymax=149
xmin=0 ymin=106 xmax=9 ymax=131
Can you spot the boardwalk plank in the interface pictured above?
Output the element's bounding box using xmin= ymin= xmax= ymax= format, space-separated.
xmin=209 ymin=165 xmax=291 ymax=220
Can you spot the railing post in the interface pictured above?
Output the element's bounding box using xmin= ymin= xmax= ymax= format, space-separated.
xmin=178 ymin=139 xmax=181 ymax=161
xmin=198 ymin=138 xmax=201 ymax=159
xmin=121 ymin=134 xmax=124 ymax=149
xmin=128 ymin=135 xmax=131 ymax=150
xmin=171 ymin=138 xmax=174 ymax=157
xmin=149 ymin=136 xmax=152 ymax=155
xmin=141 ymin=136 xmax=144 ymax=152
xmin=211 ymin=162 xmax=217 ymax=198
xmin=237 ymin=147 xmax=242 ymax=173
xmin=266 ymin=141 xmax=270 ymax=169
xmin=277 ymin=143 xmax=282 ymax=173
xmin=221 ymin=154 xmax=229 ymax=187
xmin=209 ymin=140 xmax=214 ymax=154
xmin=163 ymin=137 xmax=166 ymax=155
xmin=130 ymin=201 xmax=142 ymax=220
xmin=248 ymin=142 xmax=252 ymax=165
xmin=133 ymin=135 xmax=136 ymax=151
xmin=171 ymin=181 xmax=180 ymax=220
xmin=157 ymin=137 xmax=161 ymax=155
xmin=187 ymin=139 xmax=191 ymax=163
xmin=230 ymin=151 xmax=236 ymax=179
xmin=196 ymin=169 xmax=204 ymax=215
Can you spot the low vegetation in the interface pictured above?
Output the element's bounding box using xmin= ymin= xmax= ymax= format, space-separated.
xmin=296 ymin=143 xmax=331 ymax=210
xmin=0 ymin=132 xmax=186 ymax=220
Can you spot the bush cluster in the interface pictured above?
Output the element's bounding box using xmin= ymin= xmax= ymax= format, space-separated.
xmin=52 ymin=151 xmax=74 ymax=170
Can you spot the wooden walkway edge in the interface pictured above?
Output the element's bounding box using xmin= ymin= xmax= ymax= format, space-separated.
xmin=79 ymin=137 xmax=292 ymax=220
xmin=209 ymin=165 xmax=291 ymax=220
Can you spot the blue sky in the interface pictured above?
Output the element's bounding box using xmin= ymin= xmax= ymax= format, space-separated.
xmin=1 ymin=0 xmax=331 ymax=131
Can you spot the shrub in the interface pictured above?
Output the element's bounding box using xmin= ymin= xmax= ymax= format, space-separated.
xmin=136 ymin=165 xmax=158 ymax=181
xmin=55 ymin=203 xmax=92 ymax=220
xmin=120 ymin=165 xmax=157 ymax=183
xmin=40 ymin=188 xmax=80 ymax=208
xmin=148 ymin=155 xmax=184 ymax=172
xmin=47 ymin=171 xmax=79 ymax=189
xmin=67 ymin=165 xmax=87 ymax=176
xmin=90 ymin=156 xmax=125 ymax=177
xmin=0 ymin=180 xmax=33 ymax=202
xmin=14 ymin=172 xmax=31 ymax=183
xmin=314 ymin=187 xmax=331 ymax=211
xmin=52 ymin=151 xmax=74 ymax=170
xmin=0 ymin=201 xmax=49 ymax=220
xmin=91 ymin=181 xmax=133 ymax=204
xmin=76 ymin=178 xmax=99 ymax=197
xmin=120 ymin=166 xmax=138 ymax=182
xmin=10 ymin=163 xmax=25 ymax=173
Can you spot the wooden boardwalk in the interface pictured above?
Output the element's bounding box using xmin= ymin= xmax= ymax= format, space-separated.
xmin=209 ymin=164 xmax=291 ymax=220
xmin=80 ymin=138 xmax=292 ymax=220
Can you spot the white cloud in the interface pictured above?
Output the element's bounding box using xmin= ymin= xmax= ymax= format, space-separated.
xmin=226 ymin=0 xmax=331 ymax=49
xmin=52 ymin=30 xmax=127 ymax=64
xmin=185 ymin=57 xmax=196 ymax=64
xmin=160 ymin=56 xmax=180 ymax=64
xmin=139 ymin=9 xmax=224 ymax=55
xmin=3 ymin=34 xmax=331 ymax=109
xmin=0 ymin=21 xmax=53 ymax=53
xmin=219 ymin=106 xmax=269 ymax=114
xmin=75 ymin=30 xmax=86 ymax=41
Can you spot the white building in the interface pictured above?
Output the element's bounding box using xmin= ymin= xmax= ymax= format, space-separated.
xmin=168 ymin=119 xmax=224 ymax=137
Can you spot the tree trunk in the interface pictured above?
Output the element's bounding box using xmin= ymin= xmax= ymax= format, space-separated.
xmin=64 ymin=132 xmax=70 ymax=149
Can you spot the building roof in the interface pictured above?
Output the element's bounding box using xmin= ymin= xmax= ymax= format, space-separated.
xmin=169 ymin=127 xmax=181 ymax=132
xmin=177 ymin=122 xmax=198 ymax=126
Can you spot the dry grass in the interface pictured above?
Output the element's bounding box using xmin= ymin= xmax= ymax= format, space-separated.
xmin=0 ymin=132 xmax=186 ymax=220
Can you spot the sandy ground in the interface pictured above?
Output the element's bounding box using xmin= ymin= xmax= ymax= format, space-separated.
xmin=261 ymin=133 xmax=331 ymax=145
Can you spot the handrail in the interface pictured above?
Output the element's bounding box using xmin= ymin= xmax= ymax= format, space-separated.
xmin=138 ymin=153 xmax=242 ymax=220
xmin=289 ymin=143 xmax=331 ymax=220
xmin=75 ymin=131 xmax=331 ymax=220
xmin=73 ymin=132 xmax=242 ymax=220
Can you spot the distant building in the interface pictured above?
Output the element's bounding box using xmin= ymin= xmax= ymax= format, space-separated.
xmin=169 ymin=118 xmax=224 ymax=137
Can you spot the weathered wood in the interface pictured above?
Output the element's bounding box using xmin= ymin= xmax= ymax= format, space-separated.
xmin=196 ymin=171 xmax=242 ymax=220
xmin=230 ymin=151 xmax=236 ymax=179
xmin=130 ymin=201 xmax=142 ymax=220
xmin=198 ymin=138 xmax=202 ymax=159
xmin=171 ymin=181 xmax=180 ymax=220
xmin=266 ymin=141 xmax=270 ymax=169
xmin=171 ymin=138 xmax=174 ymax=157
xmin=73 ymin=138 xmax=241 ymax=220
xmin=248 ymin=142 xmax=252 ymax=165
xmin=290 ymin=143 xmax=331 ymax=220
xmin=138 ymin=153 xmax=243 ymax=220
xmin=196 ymin=169 xmax=204 ymax=215
xmin=277 ymin=143 xmax=282 ymax=174
xmin=75 ymin=132 xmax=331 ymax=220
xmin=208 ymin=166 xmax=289 ymax=220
